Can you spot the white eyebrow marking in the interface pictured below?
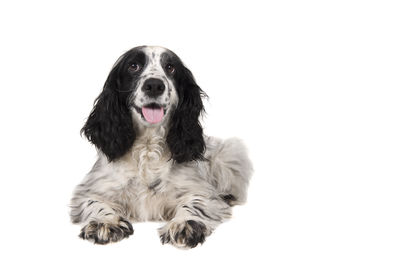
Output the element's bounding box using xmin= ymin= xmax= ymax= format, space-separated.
xmin=142 ymin=46 xmax=167 ymax=76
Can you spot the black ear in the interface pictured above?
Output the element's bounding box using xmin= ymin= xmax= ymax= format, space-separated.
xmin=167 ymin=67 xmax=206 ymax=163
xmin=81 ymin=65 xmax=136 ymax=161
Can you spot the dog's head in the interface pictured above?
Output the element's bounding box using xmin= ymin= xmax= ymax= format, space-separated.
xmin=82 ymin=46 xmax=205 ymax=163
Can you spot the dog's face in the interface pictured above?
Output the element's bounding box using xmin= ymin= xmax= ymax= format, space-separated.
xmin=82 ymin=46 xmax=206 ymax=163
xmin=115 ymin=46 xmax=180 ymax=126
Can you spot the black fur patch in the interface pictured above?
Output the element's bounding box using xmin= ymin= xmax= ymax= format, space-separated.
xmin=81 ymin=86 xmax=136 ymax=161
xmin=166 ymin=65 xmax=206 ymax=163
xmin=184 ymin=220 xmax=207 ymax=248
xmin=220 ymin=194 xmax=237 ymax=206
xmin=148 ymin=179 xmax=161 ymax=191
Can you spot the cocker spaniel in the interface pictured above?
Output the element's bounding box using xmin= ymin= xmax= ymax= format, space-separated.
xmin=70 ymin=46 xmax=253 ymax=248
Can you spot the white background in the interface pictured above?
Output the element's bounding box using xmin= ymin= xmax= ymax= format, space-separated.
xmin=0 ymin=0 xmax=399 ymax=266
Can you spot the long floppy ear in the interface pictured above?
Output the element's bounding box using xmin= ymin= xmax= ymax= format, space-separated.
xmin=81 ymin=65 xmax=136 ymax=161
xmin=167 ymin=67 xmax=206 ymax=163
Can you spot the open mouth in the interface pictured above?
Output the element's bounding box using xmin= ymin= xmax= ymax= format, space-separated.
xmin=135 ymin=103 xmax=166 ymax=124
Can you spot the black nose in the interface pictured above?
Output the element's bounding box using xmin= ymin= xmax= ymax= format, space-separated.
xmin=142 ymin=78 xmax=165 ymax=97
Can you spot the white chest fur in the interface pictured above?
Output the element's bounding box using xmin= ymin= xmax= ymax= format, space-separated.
xmin=103 ymin=127 xmax=173 ymax=221
xmin=130 ymin=127 xmax=172 ymax=186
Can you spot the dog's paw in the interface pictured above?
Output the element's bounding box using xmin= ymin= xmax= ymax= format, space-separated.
xmin=159 ymin=220 xmax=211 ymax=249
xmin=79 ymin=218 xmax=133 ymax=245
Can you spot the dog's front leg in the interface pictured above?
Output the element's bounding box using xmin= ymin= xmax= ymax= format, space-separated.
xmin=70 ymin=197 xmax=133 ymax=245
xmin=158 ymin=192 xmax=232 ymax=249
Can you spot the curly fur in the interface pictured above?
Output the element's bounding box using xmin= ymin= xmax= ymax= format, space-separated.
xmin=82 ymin=87 xmax=136 ymax=161
xmin=167 ymin=66 xmax=206 ymax=163
xmin=70 ymin=46 xmax=253 ymax=249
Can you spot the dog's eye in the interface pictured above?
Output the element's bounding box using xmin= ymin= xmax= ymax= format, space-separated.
xmin=166 ymin=64 xmax=175 ymax=74
xmin=128 ymin=63 xmax=141 ymax=72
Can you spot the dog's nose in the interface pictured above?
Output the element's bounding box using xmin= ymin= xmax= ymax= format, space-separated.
xmin=142 ymin=78 xmax=165 ymax=98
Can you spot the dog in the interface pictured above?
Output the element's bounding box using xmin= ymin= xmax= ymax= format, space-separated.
xmin=70 ymin=46 xmax=253 ymax=248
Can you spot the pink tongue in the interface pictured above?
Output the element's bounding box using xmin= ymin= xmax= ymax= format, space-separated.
xmin=141 ymin=106 xmax=164 ymax=124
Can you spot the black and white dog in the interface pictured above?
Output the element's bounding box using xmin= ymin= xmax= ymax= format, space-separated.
xmin=70 ymin=46 xmax=253 ymax=248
